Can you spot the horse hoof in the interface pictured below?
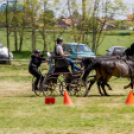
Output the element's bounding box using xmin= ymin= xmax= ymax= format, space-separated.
xmin=124 ymin=86 xmax=127 ymax=89
xmin=101 ymin=94 xmax=104 ymax=96
xmin=105 ymin=94 xmax=110 ymax=96
xmin=83 ymin=94 xmax=87 ymax=97
xmin=83 ymin=90 xmax=89 ymax=97
xmin=108 ymin=87 xmax=112 ymax=90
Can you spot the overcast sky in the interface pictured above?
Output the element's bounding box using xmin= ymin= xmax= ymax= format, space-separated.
xmin=54 ymin=0 xmax=134 ymax=20
xmin=123 ymin=0 xmax=134 ymax=4
xmin=118 ymin=0 xmax=134 ymax=19
xmin=0 ymin=0 xmax=134 ymax=19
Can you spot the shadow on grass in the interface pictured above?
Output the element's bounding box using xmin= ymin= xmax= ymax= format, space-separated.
xmin=87 ymin=94 xmax=126 ymax=97
xmin=1 ymin=94 xmax=127 ymax=98
xmin=2 ymin=94 xmax=63 ymax=98
xmin=2 ymin=94 xmax=36 ymax=98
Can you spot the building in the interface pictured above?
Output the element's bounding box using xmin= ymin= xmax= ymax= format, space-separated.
xmin=127 ymin=14 xmax=133 ymax=21
xmin=99 ymin=18 xmax=116 ymax=31
xmin=57 ymin=19 xmax=72 ymax=29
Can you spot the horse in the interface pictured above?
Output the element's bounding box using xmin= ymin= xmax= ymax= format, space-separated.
xmin=82 ymin=56 xmax=134 ymax=96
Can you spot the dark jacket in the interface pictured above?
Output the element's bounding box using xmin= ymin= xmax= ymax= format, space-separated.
xmin=29 ymin=54 xmax=45 ymax=69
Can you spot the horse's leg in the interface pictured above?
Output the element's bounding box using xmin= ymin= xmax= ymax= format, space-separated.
xmin=97 ymin=81 xmax=104 ymax=96
xmin=131 ymin=78 xmax=134 ymax=89
xmin=124 ymin=82 xmax=132 ymax=89
xmin=101 ymin=82 xmax=110 ymax=96
xmin=131 ymin=77 xmax=134 ymax=95
xmin=83 ymin=78 xmax=96 ymax=97
xmin=102 ymin=75 xmax=112 ymax=96
xmin=105 ymin=83 xmax=112 ymax=90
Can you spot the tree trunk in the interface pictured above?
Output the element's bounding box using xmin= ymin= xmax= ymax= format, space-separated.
xmin=43 ymin=29 xmax=47 ymax=52
xmin=14 ymin=26 xmax=18 ymax=52
xmin=32 ymin=27 xmax=36 ymax=51
xmin=19 ymin=35 xmax=24 ymax=52
xmin=6 ymin=2 xmax=10 ymax=64
xmin=82 ymin=0 xmax=86 ymax=43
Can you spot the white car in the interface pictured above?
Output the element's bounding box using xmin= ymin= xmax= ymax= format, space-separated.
xmin=0 ymin=43 xmax=13 ymax=63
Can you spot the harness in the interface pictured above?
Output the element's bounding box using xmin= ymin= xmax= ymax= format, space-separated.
xmin=109 ymin=57 xmax=134 ymax=87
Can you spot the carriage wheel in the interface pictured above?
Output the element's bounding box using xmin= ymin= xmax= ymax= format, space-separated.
xmin=54 ymin=78 xmax=63 ymax=96
xmin=69 ymin=78 xmax=87 ymax=97
xmin=59 ymin=79 xmax=70 ymax=96
xmin=50 ymin=78 xmax=63 ymax=96
xmin=42 ymin=77 xmax=62 ymax=97
xmin=32 ymin=77 xmax=43 ymax=96
xmin=60 ymin=75 xmax=73 ymax=95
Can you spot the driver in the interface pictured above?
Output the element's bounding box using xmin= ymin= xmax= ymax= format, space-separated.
xmin=55 ymin=38 xmax=81 ymax=73
xmin=29 ymin=50 xmax=45 ymax=90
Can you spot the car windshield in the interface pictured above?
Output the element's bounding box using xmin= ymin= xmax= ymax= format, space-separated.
xmin=114 ymin=48 xmax=126 ymax=53
xmin=73 ymin=45 xmax=91 ymax=52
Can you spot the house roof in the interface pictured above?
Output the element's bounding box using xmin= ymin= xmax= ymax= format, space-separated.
xmin=99 ymin=18 xmax=115 ymax=27
xmin=127 ymin=14 xmax=133 ymax=21
xmin=109 ymin=24 xmax=116 ymax=28
xmin=62 ymin=19 xmax=72 ymax=25
xmin=99 ymin=18 xmax=108 ymax=25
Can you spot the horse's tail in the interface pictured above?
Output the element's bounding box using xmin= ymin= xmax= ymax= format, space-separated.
xmin=82 ymin=60 xmax=101 ymax=82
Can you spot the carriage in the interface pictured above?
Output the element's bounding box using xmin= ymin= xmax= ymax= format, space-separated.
xmin=32 ymin=55 xmax=88 ymax=97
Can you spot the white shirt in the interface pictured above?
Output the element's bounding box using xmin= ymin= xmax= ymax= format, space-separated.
xmin=56 ymin=44 xmax=63 ymax=55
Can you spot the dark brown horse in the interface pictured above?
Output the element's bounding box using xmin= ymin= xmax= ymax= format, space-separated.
xmin=82 ymin=56 xmax=134 ymax=96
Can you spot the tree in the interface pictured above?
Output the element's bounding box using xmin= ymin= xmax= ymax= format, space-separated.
xmin=38 ymin=0 xmax=55 ymax=52
xmin=25 ymin=0 xmax=41 ymax=51
xmin=67 ymin=0 xmax=125 ymax=53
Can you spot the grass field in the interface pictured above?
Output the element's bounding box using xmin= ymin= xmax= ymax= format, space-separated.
xmin=0 ymin=28 xmax=134 ymax=59
xmin=0 ymin=61 xmax=134 ymax=134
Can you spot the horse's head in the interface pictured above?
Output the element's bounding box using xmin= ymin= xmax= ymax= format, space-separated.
xmin=131 ymin=43 xmax=134 ymax=52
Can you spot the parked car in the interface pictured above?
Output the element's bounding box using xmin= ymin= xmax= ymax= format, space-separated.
xmin=0 ymin=43 xmax=13 ymax=63
xmin=63 ymin=43 xmax=95 ymax=63
xmin=106 ymin=46 xmax=126 ymax=56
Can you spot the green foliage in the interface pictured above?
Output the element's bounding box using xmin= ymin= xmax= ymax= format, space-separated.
xmin=0 ymin=0 xmax=129 ymax=54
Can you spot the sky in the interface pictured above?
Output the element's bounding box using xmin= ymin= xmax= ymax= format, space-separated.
xmin=54 ymin=0 xmax=134 ymax=20
xmin=0 ymin=0 xmax=134 ymax=20
xmin=119 ymin=0 xmax=134 ymax=19
xmin=123 ymin=0 xmax=133 ymax=4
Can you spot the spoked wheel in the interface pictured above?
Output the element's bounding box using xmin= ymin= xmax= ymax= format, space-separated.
xmin=69 ymin=78 xmax=87 ymax=97
xmin=42 ymin=77 xmax=62 ymax=97
xmin=59 ymin=76 xmax=70 ymax=96
xmin=61 ymin=75 xmax=73 ymax=95
xmin=59 ymin=82 xmax=70 ymax=96
xmin=52 ymin=78 xmax=63 ymax=96
xmin=32 ymin=77 xmax=43 ymax=96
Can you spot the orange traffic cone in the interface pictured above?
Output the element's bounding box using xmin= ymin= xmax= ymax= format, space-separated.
xmin=125 ymin=90 xmax=133 ymax=105
xmin=64 ymin=91 xmax=73 ymax=105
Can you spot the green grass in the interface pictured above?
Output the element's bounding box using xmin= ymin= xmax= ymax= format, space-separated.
xmin=1 ymin=95 xmax=134 ymax=134
xmin=0 ymin=28 xmax=134 ymax=133
xmin=12 ymin=51 xmax=32 ymax=59
xmin=97 ymin=35 xmax=134 ymax=55
xmin=0 ymin=61 xmax=134 ymax=133
xmin=10 ymin=35 xmax=134 ymax=59
xmin=0 ymin=28 xmax=134 ymax=59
